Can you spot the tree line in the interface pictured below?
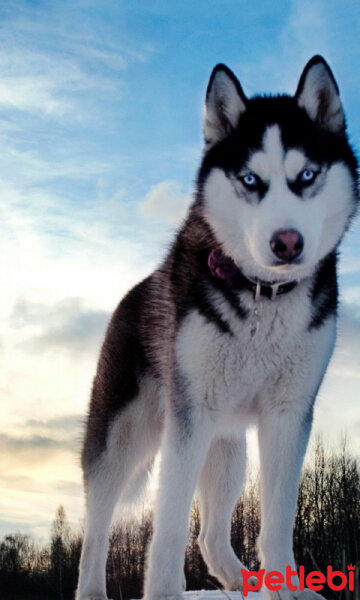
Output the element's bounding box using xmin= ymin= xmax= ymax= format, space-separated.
xmin=0 ymin=438 xmax=359 ymax=600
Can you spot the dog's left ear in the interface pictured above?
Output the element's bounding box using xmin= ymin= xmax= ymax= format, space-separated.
xmin=204 ymin=64 xmax=247 ymax=149
xmin=295 ymin=55 xmax=345 ymax=135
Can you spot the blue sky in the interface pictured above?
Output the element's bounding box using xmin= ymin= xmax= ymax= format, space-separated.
xmin=1 ymin=0 xmax=360 ymax=540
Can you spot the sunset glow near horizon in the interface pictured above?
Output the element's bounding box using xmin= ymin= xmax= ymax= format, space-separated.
xmin=1 ymin=0 xmax=360 ymax=541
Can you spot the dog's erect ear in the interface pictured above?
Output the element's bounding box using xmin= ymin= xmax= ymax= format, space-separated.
xmin=295 ymin=55 xmax=345 ymax=135
xmin=204 ymin=64 xmax=247 ymax=149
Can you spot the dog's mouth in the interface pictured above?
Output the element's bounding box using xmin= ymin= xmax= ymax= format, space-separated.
xmin=270 ymin=258 xmax=304 ymax=269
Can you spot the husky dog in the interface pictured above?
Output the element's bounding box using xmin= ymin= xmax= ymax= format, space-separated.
xmin=76 ymin=56 xmax=358 ymax=600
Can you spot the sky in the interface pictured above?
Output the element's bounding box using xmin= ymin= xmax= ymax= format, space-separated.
xmin=1 ymin=0 xmax=360 ymax=541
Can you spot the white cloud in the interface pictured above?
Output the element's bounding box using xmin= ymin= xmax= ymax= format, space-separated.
xmin=0 ymin=5 xmax=154 ymax=120
xmin=17 ymin=146 xmax=111 ymax=179
xmin=341 ymin=286 xmax=360 ymax=306
xmin=138 ymin=179 xmax=191 ymax=226
xmin=11 ymin=296 xmax=110 ymax=354
xmin=339 ymin=257 xmax=360 ymax=275
xmin=0 ymin=76 xmax=68 ymax=116
xmin=0 ymin=0 xmax=359 ymax=541
xmin=0 ymin=46 xmax=108 ymax=117
xmin=339 ymin=221 xmax=360 ymax=275
xmin=280 ymin=1 xmax=331 ymax=63
xmin=235 ymin=0 xmax=338 ymax=97
xmin=0 ymin=173 xmax=191 ymax=539
xmin=0 ymin=417 xmax=84 ymax=539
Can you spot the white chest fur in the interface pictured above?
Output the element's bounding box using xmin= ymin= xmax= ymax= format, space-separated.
xmin=174 ymin=283 xmax=326 ymax=426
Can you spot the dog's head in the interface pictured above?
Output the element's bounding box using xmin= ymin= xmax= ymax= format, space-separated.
xmin=199 ymin=56 xmax=358 ymax=283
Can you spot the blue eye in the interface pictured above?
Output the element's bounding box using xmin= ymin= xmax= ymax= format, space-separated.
xmin=299 ymin=169 xmax=317 ymax=184
xmin=240 ymin=173 xmax=258 ymax=190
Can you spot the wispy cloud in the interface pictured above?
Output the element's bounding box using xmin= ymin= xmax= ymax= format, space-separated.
xmin=0 ymin=3 xmax=154 ymax=120
xmin=0 ymin=39 xmax=115 ymax=118
xmin=0 ymin=0 xmax=359 ymax=540
xmin=138 ymin=179 xmax=191 ymax=226
xmin=0 ymin=413 xmax=82 ymax=466
xmin=11 ymin=297 xmax=110 ymax=354
xmin=329 ymin=302 xmax=360 ymax=380
xmin=0 ymin=414 xmax=84 ymax=538
xmin=23 ymin=414 xmax=83 ymax=434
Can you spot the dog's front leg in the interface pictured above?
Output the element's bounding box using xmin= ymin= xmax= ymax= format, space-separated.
xmin=257 ymin=397 xmax=326 ymax=600
xmin=144 ymin=406 xmax=213 ymax=600
xmin=257 ymin=319 xmax=335 ymax=600
xmin=258 ymin=402 xmax=312 ymax=577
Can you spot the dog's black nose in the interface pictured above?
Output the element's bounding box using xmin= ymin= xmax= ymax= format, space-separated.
xmin=270 ymin=229 xmax=304 ymax=262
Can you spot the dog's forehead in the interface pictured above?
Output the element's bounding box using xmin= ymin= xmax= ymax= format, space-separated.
xmin=247 ymin=125 xmax=307 ymax=181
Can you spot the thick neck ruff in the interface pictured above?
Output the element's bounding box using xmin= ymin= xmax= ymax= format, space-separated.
xmin=208 ymin=249 xmax=298 ymax=301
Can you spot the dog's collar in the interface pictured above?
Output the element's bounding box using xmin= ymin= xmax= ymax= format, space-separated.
xmin=208 ymin=249 xmax=298 ymax=301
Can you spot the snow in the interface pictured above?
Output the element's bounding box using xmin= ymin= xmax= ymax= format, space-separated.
xmin=184 ymin=591 xmax=265 ymax=600
xmin=132 ymin=590 xmax=265 ymax=600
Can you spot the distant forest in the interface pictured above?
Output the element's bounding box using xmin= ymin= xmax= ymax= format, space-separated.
xmin=0 ymin=438 xmax=359 ymax=600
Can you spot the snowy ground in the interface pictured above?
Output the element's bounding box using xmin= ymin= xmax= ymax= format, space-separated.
xmin=132 ymin=590 xmax=265 ymax=600
xmin=184 ymin=591 xmax=264 ymax=600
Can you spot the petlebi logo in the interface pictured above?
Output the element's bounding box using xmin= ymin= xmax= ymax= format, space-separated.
xmin=240 ymin=564 xmax=356 ymax=596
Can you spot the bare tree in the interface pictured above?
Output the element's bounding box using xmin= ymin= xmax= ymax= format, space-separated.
xmin=0 ymin=438 xmax=358 ymax=600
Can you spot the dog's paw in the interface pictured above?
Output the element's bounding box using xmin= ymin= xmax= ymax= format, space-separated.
xmin=225 ymin=575 xmax=259 ymax=591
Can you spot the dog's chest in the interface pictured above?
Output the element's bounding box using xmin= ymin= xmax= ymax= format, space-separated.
xmin=175 ymin=289 xmax=311 ymax=414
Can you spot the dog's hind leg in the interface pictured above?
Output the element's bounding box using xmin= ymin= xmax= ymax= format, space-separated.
xmin=76 ymin=455 xmax=123 ymax=600
xmin=197 ymin=435 xmax=251 ymax=590
xmin=76 ymin=385 xmax=163 ymax=600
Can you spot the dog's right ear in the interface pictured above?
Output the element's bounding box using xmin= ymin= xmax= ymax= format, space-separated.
xmin=204 ymin=64 xmax=247 ymax=150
